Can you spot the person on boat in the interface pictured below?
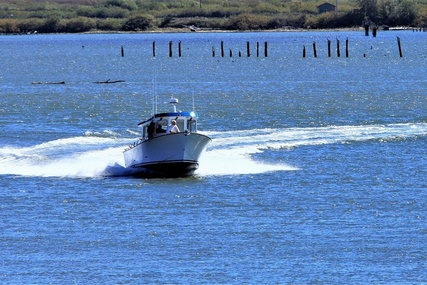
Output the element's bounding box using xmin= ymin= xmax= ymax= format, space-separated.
xmin=156 ymin=123 xmax=166 ymax=134
xmin=166 ymin=120 xmax=180 ymax=134
xmin=147 ymin=122 xmax=155 ymax=139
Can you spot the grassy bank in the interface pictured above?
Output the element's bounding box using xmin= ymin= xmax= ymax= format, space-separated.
xmin=1 ymin=0 xmax=426 ymax=34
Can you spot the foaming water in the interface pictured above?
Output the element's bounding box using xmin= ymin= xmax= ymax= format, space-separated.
xmin=0 ymin=140 xmax=125 ymax=178
xmin=2 ymin=122 xmax=426 ymax=178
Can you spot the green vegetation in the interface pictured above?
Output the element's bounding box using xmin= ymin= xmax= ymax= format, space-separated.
xmin=0 ymin=0 xmax=425 ymax=33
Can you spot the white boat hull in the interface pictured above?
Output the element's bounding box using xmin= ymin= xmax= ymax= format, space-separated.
xmin=123 ymin=132 xmax=211 ymax=177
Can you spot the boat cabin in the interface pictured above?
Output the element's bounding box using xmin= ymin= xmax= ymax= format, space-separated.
xmin=140 ymin=111 xmax=199 ymax=140
xmin=136 ymin=96 xmax=201 ymax=141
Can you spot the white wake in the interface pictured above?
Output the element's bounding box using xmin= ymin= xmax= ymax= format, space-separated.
xmin=1 ymin=123 xmax=426 ymax=178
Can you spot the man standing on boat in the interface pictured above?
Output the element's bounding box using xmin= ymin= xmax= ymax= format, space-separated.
xmin=147 ymin=122 xmax=155 ymax=139
xmin=167 ymin=120 xmax=179 ymax=134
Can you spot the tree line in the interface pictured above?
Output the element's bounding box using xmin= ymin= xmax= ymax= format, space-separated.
xmin=0 ymin=0 xmax=425 ymax=34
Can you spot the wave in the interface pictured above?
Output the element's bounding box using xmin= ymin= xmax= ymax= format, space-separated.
xmin=206 ymin=122 xmax=427 ymax=151
xmin=1 ymin=123 xmax=426 ymax=178
xmin=0 ymin=136 xmax=129 ymax=178
xmin=84 ymin=130 xmax=121 ymax=138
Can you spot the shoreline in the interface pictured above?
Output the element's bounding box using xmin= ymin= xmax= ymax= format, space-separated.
xmin=1 ymin=26 xmax=422 ymax=36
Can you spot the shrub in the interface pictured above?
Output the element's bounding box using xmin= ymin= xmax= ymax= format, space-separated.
xmin=252 ymin=2 xmax=282 ymax=14
xmin=96 ymin=18 xmax=124 ymax=30
xmin=62 ymin=17 xmax=96 ymax=33
xmin=106 ymin=0 xmax=138 ymax=11
xmin=137 ymin=1 xmax=168 ymax=12
xmin=0 ymin=19 xmax=19 ymax=33
xmin=166 ymin=0 xmax=198 ymax=9
xmin=225 ymin=13 xmax=270 ymax=30
xmin=304 ymin=12 xmax=362 ymax=29
xmin=39 ymin=17 xmax=62 ymax=33
xmin=159 ymin=15 xmax=173 ymax=28
xmin=17 ymin=18 xmax=43 ymax=33
xmin=304 ymin=12 xmax=338 ymax=29
xmin=122 ymin=14 xmax=155 ymax=31
xmin=77 ymin=6 xmax=129 ymax=18
xmin=286 ymin=14 xmax=307 ymax=28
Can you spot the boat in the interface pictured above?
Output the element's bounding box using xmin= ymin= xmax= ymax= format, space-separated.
xmin=123 ymin=96 xmax=211 ymax=178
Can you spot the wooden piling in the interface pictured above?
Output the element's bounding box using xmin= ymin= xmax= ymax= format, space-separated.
xmin=152 ymin=41 xmax=156 ymax=57
xmin=328 ymin=39 xmax=331 ymax=57
xmin=397 ymin=37 xmax=403 ymax=57
xmin=345 ymin=37 xmax=349 ymax=58
xmin=247 ymin=41 xmax=251 ymax=57
xmin=178 ymin=41 xmax=182 ymax=57
xmin=169 ymin=41 xmax=173 ymax=57
xmin=364 ymin=20 xmax=369 ymax=36
xmin=229 ymin=49 xmax=233 ymax=57
xmin=313 ymin=42 xmax=317 ymax=58
xmin=212 ymin=46 xmax=215 ymax=57
xmin=372 ymin=26 xmax=377 ymax=37
xmin=264 ymin=42 xmax=268 ymax=57
xmin=221 ymin=41 xmax=224 ymax=57
xmin=121 ymin=45 xmax=124 ymax=57
xmin=256 ymin=42 xmax=259 ymax=57
xmin=303 ymin=45 xmax=306 ymax=58
xmin=336 ymin=38 xmax=340 ymax=57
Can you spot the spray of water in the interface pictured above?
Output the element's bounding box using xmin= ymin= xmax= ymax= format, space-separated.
xmin=1 ymin=123 xmax=426 ymax=178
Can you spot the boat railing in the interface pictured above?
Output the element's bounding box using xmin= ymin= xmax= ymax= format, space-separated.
xmin=124 ymin=138 xmax=143 ymax=151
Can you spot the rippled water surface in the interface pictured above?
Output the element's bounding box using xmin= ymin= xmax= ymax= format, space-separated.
xmin=1 ymin=31 xmax=427 ymax=283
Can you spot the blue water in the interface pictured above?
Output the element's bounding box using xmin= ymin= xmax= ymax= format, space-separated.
xmin=1 ymin=30 xmax=427 ymax=283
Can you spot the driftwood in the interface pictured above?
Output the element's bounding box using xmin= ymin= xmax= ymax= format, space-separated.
xmin=32 ymin=81 xmax=65 ymax=85
xmin=94 ymin=79 xmax=125 ymax=84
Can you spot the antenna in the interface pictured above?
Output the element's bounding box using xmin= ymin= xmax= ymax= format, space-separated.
xmin=192 ymin=93 xmax=195 ymax=112
xmin=152 ymin=78 xmax=155 ymax=116
xmin=152 ymin=66 xmax=157 ymax=115
xmin=154 ymin=78 xmax=157 ymax=114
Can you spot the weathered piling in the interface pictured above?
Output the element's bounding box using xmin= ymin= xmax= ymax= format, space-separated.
xmin=221 ymin=41 xmax=224 ymax=57
xmin=397 ymin=36 xmax=403 ymax=57
xmin=313 ymin=42 xmax=317 ymax=58
xmin=264 ymin=42 xmax=268 ymax=57
xmin=169 ymin=41 xmax=173 ymax=57
xmin=152 ymin=41 xmax=156 ymax=57
xmin=328 ymin=39 xmax=331 ymax=57
xmin=121 ymin=45 xmax=124 ymax=57
xmin=178 ymin=41 xmax=182 ymax=57
xmin=303 ymin=45 xmax=306 ymax=58
xmin=256 ymin=42 xmax=260 ymax=57
xmin=336 ymin=38 xmax=340 ymax=57
xmin=212 ymin=46 xmax=215 ymax=57
xmin=246 ymin=41 xmax=251 ymax=57
xmin=372 ymin=26 xmax=377 ymax=37
xmin=229 ymin=49 xmax=233 ymax=57
xmin=345 ymin=37 xmax=349 ymax=57
xmin=364 ymin=20 xmax=370 ymax=36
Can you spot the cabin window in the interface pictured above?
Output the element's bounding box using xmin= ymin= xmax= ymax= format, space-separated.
xmin=156 ymin=121 xmax=167 ymax=134
xmin=189 ymin=120 xmax=197 ymax=132
xmin=142 ymin=126 xmax=147 ymax=139
xmin=176 ymin=120 xmax=184 ymax=132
